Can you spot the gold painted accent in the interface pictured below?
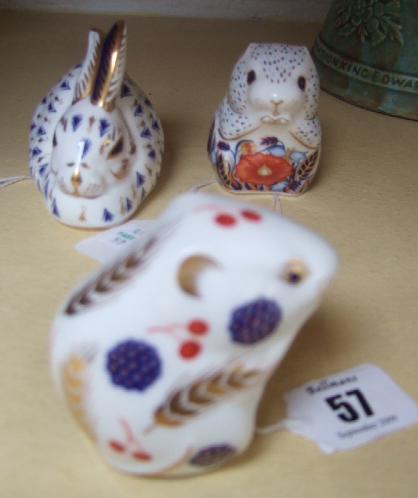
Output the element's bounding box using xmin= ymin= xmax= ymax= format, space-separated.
xmin=120 ymin=197 xmax=126 ymax=214
xmin=153 ymin=366 xmax=262 ymax=429
xmin=79 ymin=207 xmax=87 ymax=223
xmin=111 ymin=158 xmax=130 ymax=180
xmin=61 ymin=354 xmax=96 ymax=440
xmin=91 ymin=21 xmax=126 ymax=112
xmin=177 ymin=255 xmax=219 ymax=297
xmin=280 ymin=259 xmax=309 ymax=285
xmin=71 ymin=170 xmax=82 ymax=196
xmin=257 ymin=165 xmax=273 ymax=177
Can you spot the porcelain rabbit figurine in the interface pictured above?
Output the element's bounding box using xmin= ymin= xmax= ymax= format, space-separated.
xmin=29 ymin=21 xmax=163 ymax=228
xmin=208 ymin=43 xmax=321 ymax=195
xmin=50 ymin=192 xmax=337 ymax=477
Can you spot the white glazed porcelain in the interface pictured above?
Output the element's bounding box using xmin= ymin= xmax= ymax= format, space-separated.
xmin=50 ymin=192 xmax=337 ymax=476
xmin=29 ymin=21 xmax=164 ymax=228
xmin=208 ymin=43 xmax=321 ymax=195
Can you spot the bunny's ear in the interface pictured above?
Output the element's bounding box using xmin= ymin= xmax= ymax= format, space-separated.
xmin=73 ymin=30 xmax=103 ymax=103
xmin=90 ymin=20 xmax=127 ymax=111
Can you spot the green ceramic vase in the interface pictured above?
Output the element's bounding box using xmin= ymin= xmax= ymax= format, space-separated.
xmin=312 ymin=0 xmax=418 ymax=120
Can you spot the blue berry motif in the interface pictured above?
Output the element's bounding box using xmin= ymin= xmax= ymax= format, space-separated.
xmin=107 ymin=340 xmax=161 ymax=392
xmin=229 ymin=298 xmax=281 ymax=345
xmin=190 ymin=444 xmax=236 ymax=466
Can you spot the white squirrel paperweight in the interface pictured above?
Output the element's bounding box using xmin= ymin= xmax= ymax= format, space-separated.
xmin=208 ymin=43 xmax=321 ymax=195
xmin=29 ymin=21 xmax=164 ymax=228
xmin=50 ymin=192 xmax=337 ymax=477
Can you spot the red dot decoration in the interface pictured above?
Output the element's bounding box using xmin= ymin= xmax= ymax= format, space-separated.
xmin=180 ymin=341 xmax=201 ymax=359
xmin=133 ymin=451 xmax=152 ymax=461
xmin=215 ymin=213 xmax=237 ymax=227
xmin=109 ymin=440 xmax=125 ymax=453
xmin=241 ymin=210 xmax=262 ymax=222
xmin=188 ymin=320 xmax=209 ymax=336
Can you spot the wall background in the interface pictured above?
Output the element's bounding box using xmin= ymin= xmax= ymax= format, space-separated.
xmin=0 ymin=0 xmax=332 ymax=21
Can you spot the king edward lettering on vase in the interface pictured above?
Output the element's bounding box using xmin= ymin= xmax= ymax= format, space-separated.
xmin=312 ymin=0 xmax=418 ymax=120
xmin=29 ymin=21 xmax=164 ymax=228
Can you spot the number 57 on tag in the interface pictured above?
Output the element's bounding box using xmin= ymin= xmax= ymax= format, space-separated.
xmin=283 ymin=364 xmax=418 ymax=453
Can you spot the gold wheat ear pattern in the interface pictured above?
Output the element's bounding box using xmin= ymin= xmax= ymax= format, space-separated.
xmin=153 ymin=366 xmax=264 ymax=429
xmin=61 ymin=351 xmax=96 ymax=440
xmin=65 ymin=236 xmax=158 ymax=316
xmin=295 ymin=149 xmax=319 ymax=182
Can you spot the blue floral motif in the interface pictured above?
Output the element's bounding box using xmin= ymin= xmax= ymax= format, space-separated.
xmin=120 ymin=83 xmax=132 ymax=97
xmin=30 ymin=122 xmax=37 ymax=131
xmin=148 ymin=149 xmax=156 ymax=160
xmin=217 ymin=141 xmax=230 ymax=151
xmin=80 ymin=138 xmax=91 ymax=159
xmin=37 ymin=126 xmax=46 ymax=136
xmin=47 ymin=102 xmax=56 ymax=113
xmin=99 ymin=119 xmax=110 ymax=137
xmin=144 ymin=97 xmax=152 ymax=107
xmin=51 ymin=198 xmax=59 ymax=217
xmin=38 ymin=163 xmax=48 ymax=176
xmin=134 ymin=104 xmax=143 ymax=116
xmin=103 ymin=208 xmax=114 ymax=222
xmin=140 ymin=127 xmax=151 ymax=139
xmin=126 ymin=197 xmax=133 ymax=211
xmin=31 ymin=147 xmax=42 ymax=158
xmin=71 ymin=114 xmax=83 ymax=132
xmin=152 ymin=120 xmax=160 ymax=131
xmin=136 ymin=172 xmax=145 ymax=187
xmin=59 ymin=80 xmax=71 ymax=90
xmin=260 ymin=136 xmax=279 ymax=146
xmin=43 ymin=180 xmax=49 ymax=198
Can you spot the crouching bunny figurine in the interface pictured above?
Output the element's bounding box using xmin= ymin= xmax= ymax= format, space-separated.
xmin=50 ymin=192 xmax=338 ymax=477
xmin=208 ymin=43 xmax=321 ymax=195
xmin=29 ymin=21 xmax=164 ymax=228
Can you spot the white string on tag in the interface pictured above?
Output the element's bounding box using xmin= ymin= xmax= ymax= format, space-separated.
xmin=187 ymin=178 xmax=284 ymax=214
xmin=188 ymin=178 xmax=218 ymax=192
xmin=0 ymin=175 xmax=31 ymax=189
xmin=256 ymin=419 xmax=288 ymax=435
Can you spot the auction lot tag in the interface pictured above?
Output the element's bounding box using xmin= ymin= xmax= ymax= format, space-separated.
xmin=283 ymin=364 xmax=418 ymax=453
xmin=75 ymin=220 xmax=157 ymax=263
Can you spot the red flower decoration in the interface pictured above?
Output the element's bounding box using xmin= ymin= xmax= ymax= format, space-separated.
xmin=235 ymin=153 xmax=293 ymax=186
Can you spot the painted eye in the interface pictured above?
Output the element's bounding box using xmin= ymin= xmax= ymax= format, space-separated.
xmin=281 ymin=260 xmax=309 ymax=285
xmin=298 ymin=76 xmax=306 ymax=91
xmin=247 ymin=70 xmax=256 ymax=85
xmin=108 ymin=137 xmax=124 ymax=158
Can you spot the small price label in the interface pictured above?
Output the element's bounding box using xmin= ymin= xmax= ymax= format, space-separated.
xmin=75 ymin=219 xmax=157 ymax=263
xmin=283 ymin=364 xmax=418 ymax=453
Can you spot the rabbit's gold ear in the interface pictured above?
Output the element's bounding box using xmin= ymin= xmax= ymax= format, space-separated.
xmin=73 ymin=30 xmax=103 ymax=103
xmin=90 ymin=20 xmax=127 ymax=112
